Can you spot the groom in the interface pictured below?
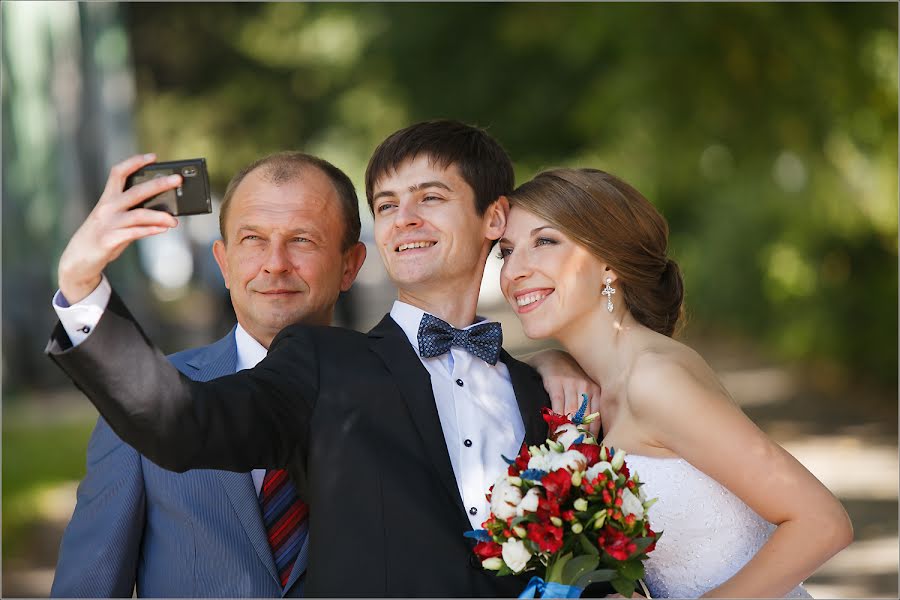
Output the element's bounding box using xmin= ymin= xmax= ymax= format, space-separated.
xmin=48 ymin=121 xmax=564 ymax=596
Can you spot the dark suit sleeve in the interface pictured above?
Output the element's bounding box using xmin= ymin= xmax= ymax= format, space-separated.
xmin=46 ymin=289 xmax=318 ymax=474
xmin=50 ymin=417 xmax=143 ymax=598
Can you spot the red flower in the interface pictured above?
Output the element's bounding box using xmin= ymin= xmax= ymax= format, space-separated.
xmin=527 ymin=522 xmax=564 ymax=553
xmin=562 ymin=510 xmax=575 ymax=521
xmin=645 ymin=528 xmax=658 ymax=553
xmin=602 ymin=490 xmax=612 ymax=504
xmin=571 ymin=443 xmax=601 ymax=466
xmin=473 ymin=541 xmax=502 ymax=560
xmin=541 ymin=407 xmax=572 ymax=432
xmin=597 ymin=525 xmax=637 ymax=561
xmin=620 ymin=464 xmax=630 ymax=479
xmin=537 ymin=495 xmax=561 ymax=519
xmin=515 ymin=443 xmax=531 ymax=472
xmin=542 ymin=469 xmax=572 ymax=501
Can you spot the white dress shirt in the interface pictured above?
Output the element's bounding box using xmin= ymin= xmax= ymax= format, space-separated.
xmin=390 ymin=301 xmax=526 ymax=530
xmin=54 ymin=274 xmax=268 ymax=496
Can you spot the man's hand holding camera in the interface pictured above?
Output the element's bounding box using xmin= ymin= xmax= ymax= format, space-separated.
xmin=58 ymin=153 xmax=181 ymax=303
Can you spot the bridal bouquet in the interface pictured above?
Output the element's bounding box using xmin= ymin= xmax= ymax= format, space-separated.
xmin=465 ymin=395 xmax=661 ymax=598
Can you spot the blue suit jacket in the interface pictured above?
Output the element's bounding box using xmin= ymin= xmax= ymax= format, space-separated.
xmin=51 ymin=328 xmax=309 ymax=597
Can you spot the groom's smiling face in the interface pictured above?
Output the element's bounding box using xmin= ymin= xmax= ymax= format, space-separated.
xmin=371 ymin=154 xmax=502 ymax=295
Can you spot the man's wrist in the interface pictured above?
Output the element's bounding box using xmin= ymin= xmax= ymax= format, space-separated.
xmin=59 ymin=273 xmax=103 ymax=305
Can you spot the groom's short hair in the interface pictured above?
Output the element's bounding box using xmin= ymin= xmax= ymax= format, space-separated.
xmin=364 ymin=119 xmax=514 ymax=216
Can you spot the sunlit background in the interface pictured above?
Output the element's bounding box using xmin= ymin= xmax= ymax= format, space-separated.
xmin=2 ymin=2 xmax=897 ymax=597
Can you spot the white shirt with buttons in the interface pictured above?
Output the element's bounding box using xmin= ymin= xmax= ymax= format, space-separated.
xmin=53 ymin=274 xmax=269 ymax=497
xmin=390 ymin=301 xmax=526 ymax=530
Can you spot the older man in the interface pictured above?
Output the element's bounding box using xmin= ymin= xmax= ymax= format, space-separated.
xmin=51 ymin=152 xmax=366 ymax=597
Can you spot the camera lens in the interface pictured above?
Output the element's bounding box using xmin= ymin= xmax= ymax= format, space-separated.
xmin=182 ymin=166 xmax=198 ymax=177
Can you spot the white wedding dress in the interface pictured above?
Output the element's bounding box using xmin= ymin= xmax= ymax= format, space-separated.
xmin=626 ymin=455 xmax=812 ymax=599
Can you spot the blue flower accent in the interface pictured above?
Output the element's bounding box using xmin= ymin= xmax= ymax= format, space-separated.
xmin=464 ymin=529 xmax=493 ymax=542
xmin=572 ymin=434 xmax=585 ymax=446
xmin=571 ymin=393 xmax=589 ymax=424
xmin=520 ymin=469 xmax=548 ymax=481
xmin=501 ymin=454 xmax=516 ymax=465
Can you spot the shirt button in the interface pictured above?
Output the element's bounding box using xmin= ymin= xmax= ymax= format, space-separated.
xmin=464 ymin=439 xmax=473 ymax=447
xmin=78 ymin=325 xmax=91 ymax=334
xmin=469 ymin=506 xmax=478 ymax=515
xmin=455 ymin=379 xmax=464 ymax=387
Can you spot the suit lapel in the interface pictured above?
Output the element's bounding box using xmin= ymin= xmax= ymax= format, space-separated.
xmin=501 ymin=350 xmax=552 ymax=448
xmin=368 ymin=315 xmax=469 ymax=526
xmin=194 ymin=330 xmax=282 ymax=588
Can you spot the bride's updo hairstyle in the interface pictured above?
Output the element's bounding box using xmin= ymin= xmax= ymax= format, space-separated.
xmin=509 ymin=168 xmax=684 ymax=337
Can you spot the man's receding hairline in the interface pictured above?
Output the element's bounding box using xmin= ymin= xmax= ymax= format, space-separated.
xmin=222 ymin=162 xmax=340 ymax=237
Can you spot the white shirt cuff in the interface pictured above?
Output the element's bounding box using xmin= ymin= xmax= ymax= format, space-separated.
xmin=53 ymin=275 xmax=112 ymax=347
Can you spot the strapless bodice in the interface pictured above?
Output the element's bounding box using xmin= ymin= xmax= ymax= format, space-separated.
xmin=625 ymin=455 xmax=811 ymax=598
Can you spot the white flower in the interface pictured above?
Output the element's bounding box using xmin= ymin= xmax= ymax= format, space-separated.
xmin=490 ymin=475 xmax=523 ymax=520
xmin=516 ymin=487 xmax=541 ymax=517
xmin=527 ymin=453 xmax=552 ymax=472
xmin=502 ymin=538 xmax=532 ymax=573
xmin=529 ymin=449 xmax=588 ymax=474
xmin=482 ymin=557 xmax=504 ymax=570
xmin=553 ymin=424 xmax=582 ymax=449
xmin=620 ymin=487 xmax=644 ymax=519
xmin=611 ymin=448 xmax=627 ymax=470
xmin=548 ymin=450 xmax=588 ymax=473
xmin=584 ymin=461 xmax=617 ymax=482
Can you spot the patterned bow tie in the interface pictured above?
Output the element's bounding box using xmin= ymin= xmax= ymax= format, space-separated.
xmin=417 ymin=313 xmax=503 ymax=365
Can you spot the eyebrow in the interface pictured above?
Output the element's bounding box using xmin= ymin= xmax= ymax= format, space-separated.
xmin=372 ymin=180 xmax=453 ymax=202
xmin=237 ymin=225 xmax=318 ymax=236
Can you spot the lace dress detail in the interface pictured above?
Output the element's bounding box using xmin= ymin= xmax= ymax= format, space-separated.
xmin=626 ymin=455 xmax=812 ymax=599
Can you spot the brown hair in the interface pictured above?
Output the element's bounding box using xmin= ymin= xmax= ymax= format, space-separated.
xmin=365 ymin=119 xmax=514 ymax=215
xmin=219 ymin=151 xmax=361 ymax=250
xmin=509 ymin=168 xmax=684 ymax=337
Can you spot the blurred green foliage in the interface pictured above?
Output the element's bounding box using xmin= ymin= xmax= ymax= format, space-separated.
xmin=2 ymin=418 xmax=94 ymax=561
xmin=124 ymin=3 xmax=896 ymax=385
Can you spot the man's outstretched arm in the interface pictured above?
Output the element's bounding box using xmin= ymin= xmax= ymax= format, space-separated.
xmin=48 ymin=285 xmax=316 ymax=473
xmin=47 ymin=154 xmax=316 ymax=474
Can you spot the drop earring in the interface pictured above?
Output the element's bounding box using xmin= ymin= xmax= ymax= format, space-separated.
xmin=601 ymin=278 xmax=616 ymax=312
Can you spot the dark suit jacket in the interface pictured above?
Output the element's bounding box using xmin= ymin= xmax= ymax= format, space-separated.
xmin=48 ymin=291 xmax=551 ymax=597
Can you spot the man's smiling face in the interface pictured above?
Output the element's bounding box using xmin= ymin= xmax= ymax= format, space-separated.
xmin=371 ymin=154 xmax=499 ymax=295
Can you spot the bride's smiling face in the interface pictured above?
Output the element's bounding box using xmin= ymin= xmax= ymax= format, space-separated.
xmin=499 ymin=206 xmax=608 ymax=340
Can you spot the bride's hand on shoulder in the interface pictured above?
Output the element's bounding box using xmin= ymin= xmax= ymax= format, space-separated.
xmin=525 ymin=349 xmax=602 ymax=436
xmin=626 ymin=352 xmax=853 ymax=597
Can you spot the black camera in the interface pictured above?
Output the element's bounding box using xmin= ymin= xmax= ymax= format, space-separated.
xmin=125 ymin=158 xmax=212 ymax=216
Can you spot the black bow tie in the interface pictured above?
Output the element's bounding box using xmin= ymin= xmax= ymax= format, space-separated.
xmin=416 ymin=313 xmax=503 ymax=365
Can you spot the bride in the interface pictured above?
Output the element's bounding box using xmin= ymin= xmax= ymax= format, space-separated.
xmin=497 ymin=168 xmax=852 ymax=598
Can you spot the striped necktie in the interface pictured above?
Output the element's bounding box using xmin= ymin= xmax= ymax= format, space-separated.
xmin=259 ymin=469 xmax=308 ymax=588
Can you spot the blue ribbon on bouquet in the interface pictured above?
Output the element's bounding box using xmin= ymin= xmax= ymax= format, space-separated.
xmin=519 ymin=576 xmax=583 ymax=598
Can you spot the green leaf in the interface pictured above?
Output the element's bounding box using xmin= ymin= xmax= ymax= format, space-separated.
xmin=611 ymin=576 xmax=636 ymax=598
xmin=561 ymin=555 xmax=599 ymax=586
xmin=630 ymin=537 xmax=655 ymax=555
xmin=545 ymin=552 xmax=573 ymax=583
xmin=574 ymin=569 xmax=617 ymax=589
xmin=620 ymin=560 xmax=644 ymax=580
xmin=578 ymin=533 xmax=600 ymax=556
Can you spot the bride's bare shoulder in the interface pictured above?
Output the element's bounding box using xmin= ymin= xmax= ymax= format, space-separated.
xmin=624 ymin=338 xmax=732 ymax=417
